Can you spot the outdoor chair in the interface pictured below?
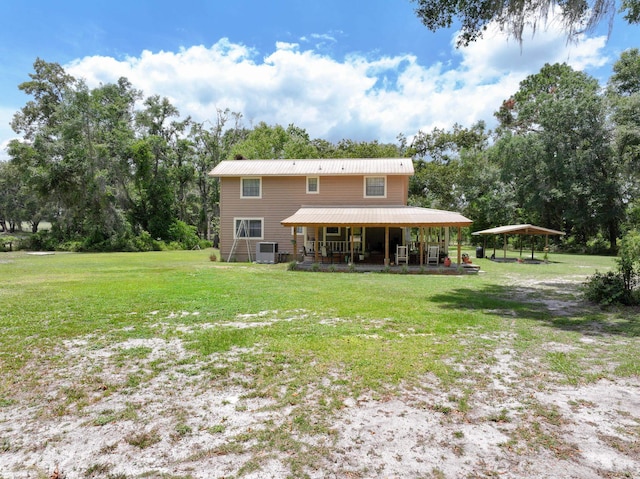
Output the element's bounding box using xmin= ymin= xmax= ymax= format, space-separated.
xmin=427 ymin=245 xmax=439 ymax=265
xmin=395 ymin=245 xmax=409 ymax=265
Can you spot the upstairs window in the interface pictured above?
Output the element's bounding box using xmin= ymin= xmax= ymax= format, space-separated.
xmin=364 ymin=176 xmax=386 ymax=198
xmin=241 ymin=177 xmax=261 ymax=198
xmin=307 ymin=176 xmax=319 ymax=194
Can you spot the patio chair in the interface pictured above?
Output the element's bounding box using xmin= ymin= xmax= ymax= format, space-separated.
xmin=427 ymin=245 xmax=439 ymax=265
xmin=395 ymin=245 xmax=408 ymax=265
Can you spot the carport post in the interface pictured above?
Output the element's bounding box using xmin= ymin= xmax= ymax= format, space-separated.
xmin=531 ymin=235 xmax=535 ymax=260
xmin=503 ymin=233 xmax=507 ymax=259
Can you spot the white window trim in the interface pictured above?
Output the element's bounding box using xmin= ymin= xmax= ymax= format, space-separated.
xmin=364 ymin=175 xmax=387 ymax=198
xmin=325 ymin=227 xmax=341 ymax=236
xmin=240 ymin=177 xmax=262 ymax=199
xmin=306 ymin=176 xmax=320 ymax=194
xmin=233 ymin=217 xmax=264 ymax=239
xmin=291 ymin=226 xmax=305 ymax=236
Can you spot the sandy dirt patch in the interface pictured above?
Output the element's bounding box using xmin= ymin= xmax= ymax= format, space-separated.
xmin=1 ymin=281 xmax=638 ymax=478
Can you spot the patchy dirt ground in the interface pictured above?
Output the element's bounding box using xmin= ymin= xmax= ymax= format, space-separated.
xmin=1 ymin=277 xmax=639 ymax=479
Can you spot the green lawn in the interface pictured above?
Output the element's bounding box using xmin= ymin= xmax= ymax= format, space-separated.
xmin=0 ymin=250 xmax=632 ymax=393
xmin=0 ymin=249 xmax=638 ymax=477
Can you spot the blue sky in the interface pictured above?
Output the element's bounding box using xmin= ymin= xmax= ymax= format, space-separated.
xmin=1 ymin=0 xmax=637 ymax=159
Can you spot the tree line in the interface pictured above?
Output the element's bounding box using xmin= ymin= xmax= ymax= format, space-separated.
xmin=1 ymin=50 xmax=639 ymax=255
xmin=408 ymin=51 xmax=640 ymax=254
xmin=0 ymin=59 xmax=403 ymax=251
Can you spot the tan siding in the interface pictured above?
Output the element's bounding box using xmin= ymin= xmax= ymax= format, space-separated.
xmin=219 ymin=175 xmax=409 ymax=261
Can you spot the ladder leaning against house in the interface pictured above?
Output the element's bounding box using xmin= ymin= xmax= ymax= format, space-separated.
xmin=227 ymin=219 xmax=252 ymax=262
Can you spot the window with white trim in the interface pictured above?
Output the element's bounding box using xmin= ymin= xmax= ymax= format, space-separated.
xmin=364 ymin=176 xmax=386 ymax=197
xmin=234 ymin=218 xmax=263 ymax=239
xmin=306 ymin=176 xmax=319 ymax=194
xmin=241 ymin=177 xmax=261 ymax=198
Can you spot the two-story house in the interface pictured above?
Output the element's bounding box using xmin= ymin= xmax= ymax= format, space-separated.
xmin=209 ymin=158 xmax=472 ymax=265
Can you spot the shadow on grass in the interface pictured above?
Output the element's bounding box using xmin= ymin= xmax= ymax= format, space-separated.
xmin=429 ymin=283 xmax=640 ymax=338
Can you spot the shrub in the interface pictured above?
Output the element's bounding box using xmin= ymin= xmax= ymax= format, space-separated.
xmin=585 ymin=233 xmax=612 ymax=255
xmin=583 ymin=229 xmax=640 ymax=306
xmin=168 ymin=220 xmax=200 ymax=250
xmin=0 ymin=235 xmax=19 ymax=252
xmin=130 ymin=230 xmax=154 ymax=252
xmin=618 ymin=230 xmax=640 ymax=288
xmin=583 ymin=271 xmax=628 ymax=305
xmin=24 ymin=231 xmax=57 ymax=251
xmin=58 ymin=241 xmax=83 ymax=252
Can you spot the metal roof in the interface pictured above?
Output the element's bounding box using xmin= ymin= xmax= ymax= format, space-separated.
xmin=281 ymin=206 xmax=472 ymax=227
xmin=209 ymin=158 xmax=414 ymax=177
xmin=472 ymin=224 xmax=565 ymax=236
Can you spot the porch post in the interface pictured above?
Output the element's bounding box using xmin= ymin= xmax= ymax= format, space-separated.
xmin=384 ymin=226 xmax=390 ymax=266
xmin=349 ymin=226 xmax=354 ymax=265
xmin=293 ymin=228 xmax=298 ymax=262
xmin=457 ymin=226 xmax=462 ymax=265
xmin=419 ymin=227 xmax=425 ymax=266
xmin=314 ymin=226 xmax=320 ymax=263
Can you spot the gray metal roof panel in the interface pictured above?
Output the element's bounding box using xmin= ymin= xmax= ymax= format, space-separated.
xmin=281 ymin=206 xmax=472 ymax=227
xmin=209 ymin=158 xmax=414 ymax=177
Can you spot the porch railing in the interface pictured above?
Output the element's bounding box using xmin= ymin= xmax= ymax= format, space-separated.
xmin=305 ymin=241 xmax=445 ymax=254
xmin=305 ymin=241 xmax=361 ymax=253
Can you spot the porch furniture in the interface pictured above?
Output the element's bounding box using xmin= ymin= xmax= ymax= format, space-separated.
xmin=395 ymin=245 xmax=408 ymax=265
xmin=321 ymin=246 xmax=334 ymax=263
xmin=427 ymin=245 xmax=439 ymax=265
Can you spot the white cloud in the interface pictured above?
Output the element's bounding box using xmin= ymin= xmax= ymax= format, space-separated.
xmin=4 ymin=18 xmax=609 ymax=158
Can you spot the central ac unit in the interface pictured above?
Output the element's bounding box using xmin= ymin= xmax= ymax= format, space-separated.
xmin=256 ymin=242 xmax=278 ymax=264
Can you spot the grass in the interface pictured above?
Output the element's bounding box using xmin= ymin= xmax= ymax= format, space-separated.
xmin=0 ymin=249 xmax=633 ymax=390
xmin=1 ymin=248 xmax=638 ymax=476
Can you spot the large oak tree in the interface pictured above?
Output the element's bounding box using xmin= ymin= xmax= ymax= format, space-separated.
xmin=411 ymin=0 xmax=640 ymax=46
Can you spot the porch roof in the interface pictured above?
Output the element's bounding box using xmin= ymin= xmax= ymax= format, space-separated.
xmin=472 ymin=224 xmax=565 ymax=236
xmin=281 ymin=206 xmax=473 ymax=228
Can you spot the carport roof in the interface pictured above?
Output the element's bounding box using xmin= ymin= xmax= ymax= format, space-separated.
xmin=281 ymin=206 xmax=473 ymax=228
xmin=472 ymin=224 xmax=565 ymax=236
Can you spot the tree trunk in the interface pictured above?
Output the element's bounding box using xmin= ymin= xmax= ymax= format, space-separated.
xmin=608 ymin=220 xmax=618 ymax=253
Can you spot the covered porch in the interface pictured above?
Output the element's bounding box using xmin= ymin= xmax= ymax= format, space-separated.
xmin=281 ymin=205 xmax=473 ymax=267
